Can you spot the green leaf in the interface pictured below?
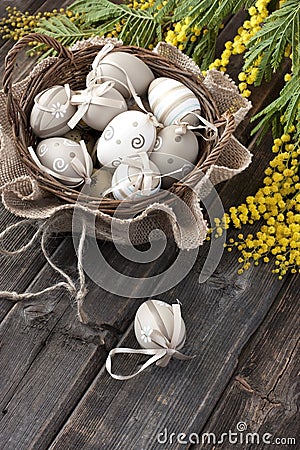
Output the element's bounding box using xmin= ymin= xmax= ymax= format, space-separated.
xmin=251 ymin=76 xmax=300 ymax=137
xmin=244 ymin=0 xmax=300 ymax=82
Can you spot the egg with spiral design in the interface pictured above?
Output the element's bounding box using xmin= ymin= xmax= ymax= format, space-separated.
xmin=97 ymin=111 xmax=158 ymax=168
xmin=34 ymin=137 xmax=93 ymax=186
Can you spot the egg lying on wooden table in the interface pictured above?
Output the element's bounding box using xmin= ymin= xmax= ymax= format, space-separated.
xmin=148 ymin=77 xmax=201 ymax=127
xmin=150 ymin=125 xmax=198 ymax=188
xmin=96 ymin=110 xmax=158 ymax=168
xmin=87 ymin=51 xmax=155 ymax=98
xmin=32 ymin=137 xmax=93 ymax=186
xmin=134 ymin=299 xmax=186 ymax=350
xmin=30 ymin=85 xmax=76 ymax=138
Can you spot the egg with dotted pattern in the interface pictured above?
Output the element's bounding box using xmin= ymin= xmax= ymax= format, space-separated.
xmin=148 ymin=77 xmax=201 ymax=126
xmin=96 ymin=111 xmax=157 ymax=168
xmin=35 ymin=137 xmax=93 ymax=186
xmin=150 ymin=125 xmax=198 ymax=188
xmin=134 ymin=299 xmax=186 ymax=350
xmin=88 ymin=168 xmax=113 ymax=197
xmin=63 ymin=129 xmax=97 ymax=163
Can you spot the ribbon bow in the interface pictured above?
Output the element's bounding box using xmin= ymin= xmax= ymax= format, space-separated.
xmin=28 ymin=140 xmax=92 ymax=187
xmin=86 ymin=44 xmax=164 ymax=126
xmin=67 ymin=81 xmax=125 ymax=129
xmin=106 ymin=302 xmax=195 ymax=380
xmin=174 ymin=111 xmax=218 ymax=141
xmin=103 ymin=152 xmax=159 ymax=198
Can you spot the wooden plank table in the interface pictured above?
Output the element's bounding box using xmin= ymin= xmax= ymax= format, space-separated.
xmin=0 ymin=1 xmax=298 ymax=449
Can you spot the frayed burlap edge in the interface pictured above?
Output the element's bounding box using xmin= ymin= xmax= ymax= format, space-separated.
xmin=0 ymin=38 xmax=252 ymax=250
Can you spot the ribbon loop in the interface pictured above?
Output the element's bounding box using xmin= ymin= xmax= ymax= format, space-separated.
xmin=67 ymin=81 xmax=125 ymax=129
xmin=102 ymin=153 xmax=159 ymax=198
xmin=106 ymin=302 xmax=195 ymax=380
xmin=175 ymin=111 xmax=218 ymax=141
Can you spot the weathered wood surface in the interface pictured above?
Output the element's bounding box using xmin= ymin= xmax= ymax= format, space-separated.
xmin=0 ymin=1 xmax=298 ymax=450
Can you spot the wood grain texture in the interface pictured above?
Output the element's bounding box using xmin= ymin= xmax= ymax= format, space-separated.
xmin=48 ymin=243 xmax=288 ymax=450
xmin=0 ymin=238 xmax=108 ymax=450
xmin=0 ymin=2 xmax=297 ymax=450
xmin=192 ymin=275 xmax=299 ymax=450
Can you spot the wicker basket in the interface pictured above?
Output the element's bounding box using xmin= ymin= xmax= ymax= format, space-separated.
xmin=3 ymin=33 xmax=235 ymax=217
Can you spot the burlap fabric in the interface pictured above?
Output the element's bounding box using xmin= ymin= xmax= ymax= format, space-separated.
xmin=0 ymin=39 xmax=252 ymax=250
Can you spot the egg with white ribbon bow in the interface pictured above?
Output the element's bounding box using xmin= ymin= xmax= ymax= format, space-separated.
xmin=105 ymin=299 xmax=194 ymax=379
xmin=87 ymin=47 xmax=155 ymax=98
xmin=69 ymin=81 xmax=127 ymax=131
xmin=30 ymin=85 xmax=76 ymax=138
xmin=134 ymin=300 xmax=186 ymax=350
xmin=150 ymin=124 xmax=198 ymax=188
xmin=97 ymin=110 xmax=158 ymax=168
xmin=29 ymin=138 xmax=93 ymax=187
xmin=110 ymin=153 xmax=161 ymax=201
xmin=148 ymin=77 xmax=201 ymax=127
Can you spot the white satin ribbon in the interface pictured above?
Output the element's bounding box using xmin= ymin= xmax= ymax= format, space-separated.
xmin=86 ymin=44 xmax=163 ymax=130
xmin=174 ymin=111 xmax=218 ymax=141
xmin=28 ymin=140 xmax=92 ymax=187
xmin=67 ymin=81 xmax=125 ymax=129
xmin=106 ymin=303 xmax=195 ymax=380
xmin=34 ymin=84 xmax=72 ymax=115
xmin=102 ymin=153 xmax=159 ymax=198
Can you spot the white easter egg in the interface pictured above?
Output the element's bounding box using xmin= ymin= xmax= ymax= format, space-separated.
xmin=148 ymin=77 xmax=201 ymax=126
xmin=89 ymin=51 xmax=155 ymax=98
xmin=30 ymin=85 xmax=76 ymax=138
xmin=97 ymin=111 xmax=157 ymax=168
xmin=150 ymin=125 xmax=198 ymax=188
xmin=134 ymin=300 xmax=186 ymax=350
xmin=88 ymin=168 xmax=113 ymax=197
xmin=74 ymin=85 xmax=128 ymax=131
xmin=111 ymin=157 xmax=161 ymax=200
xmin=35 ymin=137 xmax=93 ymax=186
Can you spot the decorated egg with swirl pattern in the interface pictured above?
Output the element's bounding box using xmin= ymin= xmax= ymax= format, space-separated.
xmin=35 ymin=137 xmax=93 ymax=186
xmin=96 ymin=111 xmax=157 ymax=168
